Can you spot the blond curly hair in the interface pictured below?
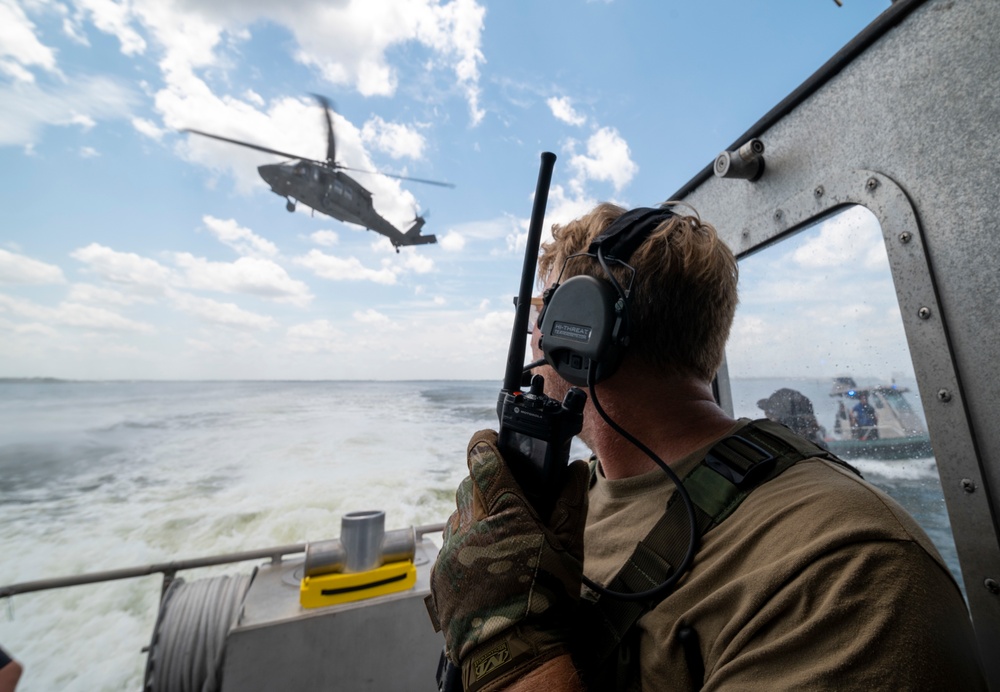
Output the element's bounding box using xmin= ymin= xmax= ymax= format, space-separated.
xmin=538 ymin=202 xmax=739 ymax=382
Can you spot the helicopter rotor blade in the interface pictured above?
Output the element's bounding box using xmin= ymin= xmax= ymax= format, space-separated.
xmin=183 ymin=129 xmax=328 ymax=167
xmin=338 ymin=165 xmax=456 ymax=188
xmin=311 ymin=94 xmax=337 ymax=166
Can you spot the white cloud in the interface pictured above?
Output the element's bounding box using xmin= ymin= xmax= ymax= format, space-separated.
xmin=0 ymin=77 xmax=138 ymax=147
xmin=0 ymin=293 xmax=155 ymax=333
xmin=791 ymin=206 xmax=884 ymax=270
xmin=70 ymin=113 xmax=97 ymax=130
xmin=399 ymin=250 xmax=435 ymax=274
xmin=62 ymin=15 xmax=91 ymax=46
xmin=547 ymin=96 xmax=586 ymax=126
xmin=132 ymin=116 xmax=167 ymax=140
xmin=72 ymin=239 xmax=312 ymax=306
xmin=361 ymin=116 xmax=426 ymax=159
xmin=202 ymin=215 xmax=279 ymax=258
xmin=505 ymin=184 xmax=599 ymax=259
xmin=0 ymin=249 xmax=66 ymax=285
xmin=273 ymin=0 xmax=486 ymax=121
xmin=544 ymin=184 xmax=601 ymax=233
xmin=59 ymin=302 xmax=155 ymax=333
xmin=183 ymin=330 xmax=263 ymax=355
xmin=309 ymin=230 xmax=339 ymax=247
xmin=243 ymin=88 xmax=265 ymax=106
xmin=71 ymin=243 xmax=173 ymax=288
xmin=76 ymin=0 xmax=148 ymax=55
xmin=448 ymin=216 xmax=520 ymax=242
xmin=0 ymin=59 xmax=35 ymax=83
xmin=0 ymin=0 xmax=59 ymax=81
xmin=90 ymin=0 xmax=488 ymax=128
xmin=10 ymin=321 xmax=59 ymax=337
xmin=285 ymin=318 xmax=347 ymax=353
xmin=67 ymin=283 xmax=153 ymax=306
xmin=439 ymin=230 xmax=465 ymax=252
xmin=79 ymin=146 xmax=100 ymax=158
xmin=172 ymin=253 xmax=313 ymax=305
xmin=169 ymin=290 xmax=277 ymax=330
xmin=728 ymin=205 xmax=912 ymax=379
xmin=353 ymin=308 xmax=390 ymax=325
xmin=294 ymin=249 xmax=399 ymax=285
xmin=567 ymin=126 xmax=638 ymax=193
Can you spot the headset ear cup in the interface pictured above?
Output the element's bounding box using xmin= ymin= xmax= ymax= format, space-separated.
xmin=538 ymin=275 xmax=626 ymax=386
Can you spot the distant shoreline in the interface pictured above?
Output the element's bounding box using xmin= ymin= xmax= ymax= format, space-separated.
xmin=0 ymin=377 xmax=69 ymax=384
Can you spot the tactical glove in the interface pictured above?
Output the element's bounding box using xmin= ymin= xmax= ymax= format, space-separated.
xmin=426 ymin=429 xmax=589 ymax=692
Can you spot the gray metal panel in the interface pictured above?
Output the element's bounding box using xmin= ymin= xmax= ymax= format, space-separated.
xmin=221 ymin=539 xmax=444 ymax=691
xmin=680 ymin=0 xmax=999 ymax=683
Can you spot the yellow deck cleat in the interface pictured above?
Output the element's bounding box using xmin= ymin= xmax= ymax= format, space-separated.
xmin=300 ymin=560 xmax=417 ymax=609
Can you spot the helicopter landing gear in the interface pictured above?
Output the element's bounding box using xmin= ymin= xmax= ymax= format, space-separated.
xmin=285 ymin=198 xmax=296 ymax=212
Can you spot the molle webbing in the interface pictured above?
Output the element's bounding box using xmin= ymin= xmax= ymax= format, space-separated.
xmin=577 ymin=419 xmax=851 ymax=686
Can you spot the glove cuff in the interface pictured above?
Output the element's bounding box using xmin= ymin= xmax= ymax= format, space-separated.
xmin=461 ymin=626 xmax=568 ymax=692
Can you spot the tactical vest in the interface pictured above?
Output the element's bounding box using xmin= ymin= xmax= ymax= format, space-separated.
xmin=574 ymin=418 xmax=859 ymax=691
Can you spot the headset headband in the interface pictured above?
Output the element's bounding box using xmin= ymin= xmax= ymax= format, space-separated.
xmin=587 ymin=206 xmax=676 ymax=263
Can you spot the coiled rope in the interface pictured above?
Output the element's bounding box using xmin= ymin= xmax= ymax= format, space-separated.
xmin=144 ymin=573 xmax=252 ymax=692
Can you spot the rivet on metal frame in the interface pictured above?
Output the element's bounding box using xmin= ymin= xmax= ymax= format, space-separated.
xmin=918 ymin=306 xmax=932 ymax=320
xmin=961 ymin=478 xmax=977 ymax=493
xmin=866 ymin=177 xmax=880 ymax=192
xmin=937 ymin=389 xmax=952 ymax=403
xmin=813 ymin=185 xmax=824 ymax=198
xmin=985 ymin=578 xmax=1000 ymax=596
xmin=898 ymin=231 xmax=912 ymax=244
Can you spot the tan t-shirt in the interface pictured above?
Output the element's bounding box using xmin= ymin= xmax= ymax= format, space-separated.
xmin=584 ymin=419 xmax=986 ymax=690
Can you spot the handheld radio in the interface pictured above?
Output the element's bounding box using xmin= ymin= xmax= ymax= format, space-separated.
xmin=496 ymin=152 xmax=586 ymax=516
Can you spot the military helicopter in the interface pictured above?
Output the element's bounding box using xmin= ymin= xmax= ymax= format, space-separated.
xmin=184 ymin=95 xmax=452 ymax=251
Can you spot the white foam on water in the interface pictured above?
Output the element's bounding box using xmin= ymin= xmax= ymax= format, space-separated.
xmin=0 ymin=381 xmax=493 ymax=691
xmin=850 ymin=456 xmax=938 ymax=481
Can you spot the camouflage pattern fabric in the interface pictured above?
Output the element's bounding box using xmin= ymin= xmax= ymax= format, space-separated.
xmin=426 ymin=429 xmax=589 ymax=691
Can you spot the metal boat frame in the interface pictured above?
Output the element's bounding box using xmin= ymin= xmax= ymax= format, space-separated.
xmin=2 ymin=0 xmax=998 ymax=687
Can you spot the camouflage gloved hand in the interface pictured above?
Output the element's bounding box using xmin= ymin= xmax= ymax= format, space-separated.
xmin=425 ymin=429 xmax=589 ymax=692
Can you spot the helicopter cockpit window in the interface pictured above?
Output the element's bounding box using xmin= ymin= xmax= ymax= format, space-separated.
xmin=334 ymin=181 xmax=343 ymax=195
xmin=344 ymin=187 xmax=353 ymax=200
xmin=723 ymin=204 xmax=963 ymax=589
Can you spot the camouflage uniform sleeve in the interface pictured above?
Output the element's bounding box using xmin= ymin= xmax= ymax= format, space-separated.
xmin=426 ymin=429 xmax=589 ymax=692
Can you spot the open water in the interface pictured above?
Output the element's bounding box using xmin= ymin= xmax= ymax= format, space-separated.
xmin=0 ymin=378 xmax=957 ymax=691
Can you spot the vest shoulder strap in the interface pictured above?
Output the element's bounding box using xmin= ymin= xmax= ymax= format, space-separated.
xmin=576 ymin=419 xmax=857 ymax=687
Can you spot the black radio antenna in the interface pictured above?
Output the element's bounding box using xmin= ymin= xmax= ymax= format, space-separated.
xmin=501 ymin=152 xmax=557 ymax=400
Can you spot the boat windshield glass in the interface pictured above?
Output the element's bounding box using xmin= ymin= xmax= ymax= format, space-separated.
xmin=723 ymin=204 xmax=962 ymax=589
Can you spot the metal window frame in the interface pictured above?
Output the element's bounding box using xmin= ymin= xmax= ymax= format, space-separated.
xmin=719 ymin=168 xmax=999 ymax=674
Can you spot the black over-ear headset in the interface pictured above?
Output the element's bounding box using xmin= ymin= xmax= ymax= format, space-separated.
xmin=536 ymin=206 xmax=676 ymax=386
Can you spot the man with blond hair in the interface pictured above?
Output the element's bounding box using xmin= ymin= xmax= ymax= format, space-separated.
xmin=427 ymin=203 xmax=984 ymax=691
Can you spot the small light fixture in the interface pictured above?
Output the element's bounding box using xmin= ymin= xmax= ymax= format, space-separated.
xmin=714 ymin=139 xmax=766 ymax=182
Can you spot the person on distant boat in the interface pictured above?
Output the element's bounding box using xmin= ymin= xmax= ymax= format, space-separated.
xmin=756 ymin=388 xmax=828 ymax=449
xmin=851 ymin=391 xmax=879 ymax=441
xmin=0 ymin=645 xmax=23 ymax=692
xmin=426 ymin=203 xmax=985 ymax=691
xmin=834 ymin=400 xmax=849 ymax=436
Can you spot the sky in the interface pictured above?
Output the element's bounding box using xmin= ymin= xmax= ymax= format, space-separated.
xmin=0 ymin=0 xmax=894 ymax=380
